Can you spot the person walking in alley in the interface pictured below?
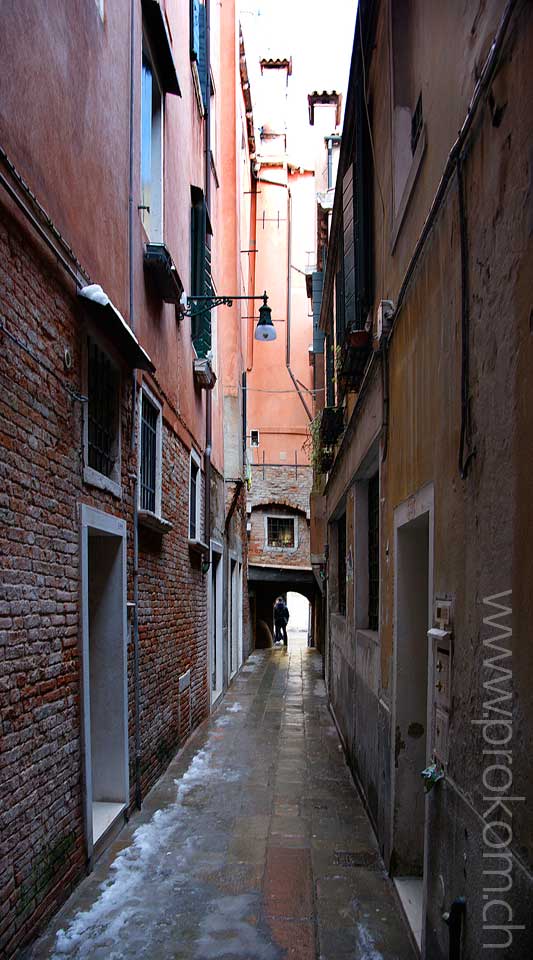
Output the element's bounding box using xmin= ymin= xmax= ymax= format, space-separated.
xmin=273 ymin=596 xmax=289 ymax=645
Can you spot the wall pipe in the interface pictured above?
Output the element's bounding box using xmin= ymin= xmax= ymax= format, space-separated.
xmin=128 ymin=0 xmax=142 ymax=811
xmin=286 ymin=187 xmax=313 ymax=422
xmin=204 ymin=0 xmax=212 ymax=566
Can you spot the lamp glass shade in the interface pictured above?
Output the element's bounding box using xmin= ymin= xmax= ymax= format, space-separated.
xmin=254 ymin=302 xmax=276 ymax=341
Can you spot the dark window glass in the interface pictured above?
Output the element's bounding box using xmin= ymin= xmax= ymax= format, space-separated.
xmin=140 ymin=393 xmax=158 ymax=512
xmin=87 ymin=338 xmax=118 ymax=478
xmin=267 ymin=517 xmax=295 ymax=548
xmin=190 ymin=460 xmax=199 ymax=539
xmin=368 ymin=473 xmax=380 ymax=629
xmin=337 ymin=513 xmax=346 ymax=615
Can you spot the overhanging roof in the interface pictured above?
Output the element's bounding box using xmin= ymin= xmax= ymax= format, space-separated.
xmin=78 ymin=285 xmax=155 ymax=373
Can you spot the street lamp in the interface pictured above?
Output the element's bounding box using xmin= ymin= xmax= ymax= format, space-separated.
xmin=181 ymin=290 xmax=276 ymax=341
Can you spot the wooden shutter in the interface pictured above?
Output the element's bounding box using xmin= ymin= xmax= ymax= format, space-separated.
xmin=198 ymin=3 xmax=208 ymax=110
xmin=312 ymin=271 xmax=325 ymax=354
xmin=195 ymin=240 xmax=212 ymax=359
xmin=190 ymin=0 xmax=200 ymax=61
xmin=354 ymin=78 xmax=373 ymax=328
xmin=342 ymin=165 xmax=355 ymax=333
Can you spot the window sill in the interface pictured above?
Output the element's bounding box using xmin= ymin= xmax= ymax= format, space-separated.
xmin=391 ymin=124 xmax=426 ymax=253
xmin=138 ymin=510 xmax=173 ymax=534
xmin=188 ymin=539 xmax=210 ymax=566
xmin=83 ymin=466 xmax=122 ymax=500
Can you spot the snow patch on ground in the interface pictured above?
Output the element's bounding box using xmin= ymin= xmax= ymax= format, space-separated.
xmin=227 ymin=702 xmax=243 ymax=712
xmin=355 ymin=922 xmax=384 ymax=959
xmin=52 ymin=746 xmax=215 ymax=958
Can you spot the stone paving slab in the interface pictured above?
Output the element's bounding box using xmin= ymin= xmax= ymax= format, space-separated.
xmin=26 ymin=641 xmax=416 ymax=960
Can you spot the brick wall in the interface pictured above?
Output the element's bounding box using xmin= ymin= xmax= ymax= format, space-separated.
xmin=248 ymin=464 xmax=312 ymax=570
xmin=0 ymin=210 xmax=210 ymax=956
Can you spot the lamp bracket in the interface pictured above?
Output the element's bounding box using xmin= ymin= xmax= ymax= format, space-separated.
xmin=181 ymin=291 xmax=269 ymax=318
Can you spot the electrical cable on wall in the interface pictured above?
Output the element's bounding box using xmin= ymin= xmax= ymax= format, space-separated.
xmin=0 ymin=320 xmax=87 ymax=403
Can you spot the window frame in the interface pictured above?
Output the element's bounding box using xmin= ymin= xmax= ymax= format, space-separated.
xmin=265 ymin=514 xmax=298 ymax=552
xmin=189 ymin=448 xmax=202 ymax=542
xmin=138 ymin=383 xmax=163 ymax=518
xmin=141 ymin=30 xmax=164 ymax=242
xmin=389 ymin=0 xmax=426 ymax=249
xmin=250 ymin=429 xmax=260 ymax=448
xmin=82 ymin=333 xmax=122 ymax=499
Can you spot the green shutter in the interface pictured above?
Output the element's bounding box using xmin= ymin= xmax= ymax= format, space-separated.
xmin=198 ymin=3 xmax=208 ymax=110
xmin=312 ymin=271 xmax=325 ymax=354
xmin=190 ymin=0 xmax=200 ymax=61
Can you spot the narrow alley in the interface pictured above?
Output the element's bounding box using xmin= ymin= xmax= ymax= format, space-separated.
xmin=28 ymin=637 xmax=415 ymax=960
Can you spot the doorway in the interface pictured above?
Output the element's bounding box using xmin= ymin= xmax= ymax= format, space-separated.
xmin=286 ymin=591 xmax=310 ymax=649
xmin=81 ymin=506 xmax=129 ymax=856
xmin=228 ymin=555 xmax=242 ymax=680
xmin=392 ymin=489 xmax=433 ymax=950
xmin=209 ymin=544 xmax=223 ymax=705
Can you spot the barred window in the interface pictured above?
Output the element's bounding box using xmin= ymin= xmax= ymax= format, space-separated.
xmin=368 ymin=473 xmax=380 ymax=630
xmin=140 ymin=392 xmax=159 ymax=513
xmin=87 ymin=338 xmax=119 ymax=479
xmin=189 ymin=455 xmax=200 ymax=540
xmin=267 ymin=517 xmax=295 ymax=549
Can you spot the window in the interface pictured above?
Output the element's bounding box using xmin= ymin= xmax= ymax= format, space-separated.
xmin=391 ymin=0 xmax=424 ymax=230
xmin=189 ymin=450 xmax=202 ymax=540
xmin=341 ymin=76 xmax=372 ymax=336
xmin=368 ymin=473 xmax=379 ymax=630
xmin=141 ymin=41 xmax=163 ymax=240
xmin=139 ymin=386 xmax=162 ymax=515
xmin=267 ymin=516 xmax=295 ymax=549
xmin=337 ymin=513 xmax=346 ymax=615
xmin=83 ymin=336 xmax=121 ymax=497
xmin=250 ymin=430 xmax=259 ymax=447
xmin=87 ymin=339 xmax=119 ymax=478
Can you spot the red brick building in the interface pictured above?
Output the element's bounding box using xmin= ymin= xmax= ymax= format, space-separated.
xmin=0 ymin=0 xmax=253 ymax=954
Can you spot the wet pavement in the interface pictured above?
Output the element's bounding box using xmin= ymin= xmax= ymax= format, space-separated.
xmin=28 ymin=636 xmax=416 ymax=960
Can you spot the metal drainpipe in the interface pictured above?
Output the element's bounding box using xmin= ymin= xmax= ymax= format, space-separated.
xmin=204 ymin=0 xmax=212 ymax=563
xmin=286 ymin=187 xmax=313 ymax=421
xmin=128 ymin=0 xmax=142 ymax=810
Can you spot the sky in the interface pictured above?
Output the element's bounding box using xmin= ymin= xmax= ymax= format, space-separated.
xmin=240 ymin=0 xmax=358 ymax=165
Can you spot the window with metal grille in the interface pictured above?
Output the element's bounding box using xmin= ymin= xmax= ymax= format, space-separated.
xmin=87 ymin=338 xmax=119 ymax=479
xmin=189 ymin=457 xmax=200 ymax=539
xmin=368 ymin=473 xmax=380 ymax=630
xmin=140 ymin=392 xmax=158 ymax=512
xmin=267 ymin=517 xmax=295 ymax=549
xmin=337 ymin=513 xmax=346 ymax=615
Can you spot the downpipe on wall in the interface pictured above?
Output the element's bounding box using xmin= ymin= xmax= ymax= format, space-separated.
xmin=286 ymin=188 xmax=312 ymax=422
xmin=128 ymin=0 xmax=142 ymax=811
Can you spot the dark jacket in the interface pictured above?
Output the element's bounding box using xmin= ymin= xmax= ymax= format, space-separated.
xmin=274 ymin=601 xmax=287 ymax=624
